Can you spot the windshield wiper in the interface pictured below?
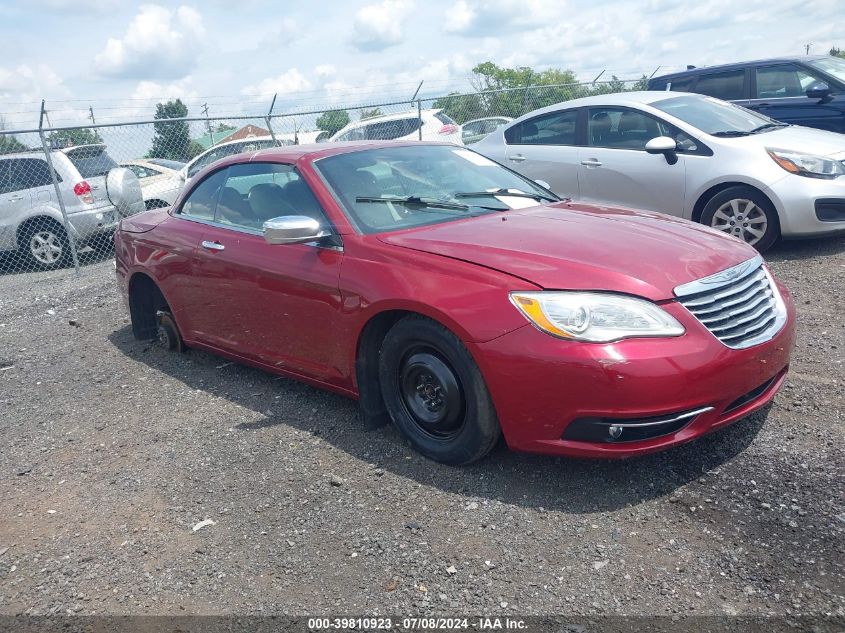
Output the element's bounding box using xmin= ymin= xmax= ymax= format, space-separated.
xmin=355 ymin=195 xmax=470 ymax=211
xmin=453 ymin=188 xmax=558 ymax=202
xmin=710 ymin=130 xmax=752 ymax=137
xmin=749 ymin=122 xmax=789 ymax=133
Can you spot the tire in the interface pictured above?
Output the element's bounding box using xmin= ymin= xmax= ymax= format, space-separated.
xmin=700 ymin=186 xmax=780 ymax=252
xmin=378 ymin=315 xmax=500 ymax=465
xmin=145 ymin=199 xmax=169 ymax=210
xmin=20 ymin=219 xmax=70 ymax=270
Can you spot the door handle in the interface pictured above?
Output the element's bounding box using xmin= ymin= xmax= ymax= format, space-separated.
xmin=509 ymin=154 xmax=526 ymax=162
xmin=201 ymin=240 xmax=225 ymax=251
xmin=9 ymin=195 xmax=24 ymax=201
xmin=580 ymin=159 xmax=602 ymax=167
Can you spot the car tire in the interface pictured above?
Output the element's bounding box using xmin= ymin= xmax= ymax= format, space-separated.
xmin=21 ymin=219 xmax=70 ymax=270
xmin=378 ymin=315 xmax=500 ymax=465
xmin=700 ymin=186 xmax=780 ymax=252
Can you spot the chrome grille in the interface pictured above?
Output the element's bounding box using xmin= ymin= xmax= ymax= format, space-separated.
xmin=674 ymin=255 xmax=787 ymax=349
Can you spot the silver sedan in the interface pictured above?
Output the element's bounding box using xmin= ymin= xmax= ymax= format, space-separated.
xmin=475 ymin=91 xmax=845 ymax=251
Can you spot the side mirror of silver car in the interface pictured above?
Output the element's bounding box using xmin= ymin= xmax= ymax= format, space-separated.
xmin=263 ymin=216 xmax=328 ymax=245
xmin=645 ymin=136 xmax=679 ymax=165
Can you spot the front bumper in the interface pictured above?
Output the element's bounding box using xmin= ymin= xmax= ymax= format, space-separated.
xmin=472 ymin=290 xmax=796 ymax=459
xmin=767 ymin=173 xmax=845 ymax=237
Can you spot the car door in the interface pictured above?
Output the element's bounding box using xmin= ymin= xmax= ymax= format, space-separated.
xmin=503 ymin=108 xmax=581 ymax=198
xmin=0 ymin=159 xmax=33 ymax=249
xmin=746 ymin=63 xmax=844 ymax=131
xmin=189 ymin=161 xmax=346 ymax=385
xmin=577 ymin=107 xmax=687 ymax=216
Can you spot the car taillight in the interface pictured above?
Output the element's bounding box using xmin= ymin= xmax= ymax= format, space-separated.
xmin=73 ymin=181 xmax=94 ymax=204
xmin=438 ymin=124 xmax=458 ymax=135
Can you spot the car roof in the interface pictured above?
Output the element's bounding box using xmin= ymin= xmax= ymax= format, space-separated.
xmin=651 ymin=55 xmax=830 ymax=81
xmin=508 ymin=91 xmax=697 ymax=120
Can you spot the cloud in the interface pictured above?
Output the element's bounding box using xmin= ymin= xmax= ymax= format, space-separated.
xmin=444 ymin=0 xmax=562 ymax=36
xmin=350 ymin=0 xmax=414 ymax=52
xmin=130 ymin=77 xmax=198 ymax=103
xmin=241 ymin=68 xmax=313 ymax=97
xmin=93 ymin=4 xmax=205 ymax=80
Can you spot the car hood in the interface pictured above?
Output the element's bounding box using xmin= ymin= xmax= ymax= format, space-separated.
xmin=748 ymin=125 xmax=845 ymax=158
xmin=378 ymin=203 xmax=757 ymax=301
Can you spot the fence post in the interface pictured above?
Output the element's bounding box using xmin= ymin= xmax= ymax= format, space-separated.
xmin=265 ymin=93 xmax=278 ymax=144
xmin=417 ymin=99 xmax=422 ymax=140
xmin=38 ymin=100 xmax=81 ymax=275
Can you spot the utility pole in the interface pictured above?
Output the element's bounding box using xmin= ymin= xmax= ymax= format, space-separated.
xmin=202 ymin=103 xmax=214 ymax=146
xmin=805 ymin=43 xmax=812 ymax=55
xmin=88 ymin=106 xmax=96 ymax=126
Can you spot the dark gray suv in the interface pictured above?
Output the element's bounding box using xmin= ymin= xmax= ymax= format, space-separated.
xmin=649 ymin=56 xmax=845 ymax=133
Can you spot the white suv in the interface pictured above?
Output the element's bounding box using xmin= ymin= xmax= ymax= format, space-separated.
xmin=330 ymin=109 xmax=463 ymax=144
xmin=0 ymin=144 xmax=144 ymax=269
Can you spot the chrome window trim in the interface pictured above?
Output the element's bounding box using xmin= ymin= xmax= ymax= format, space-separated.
xmin=175 ymin=213 xmax=342 ymax=250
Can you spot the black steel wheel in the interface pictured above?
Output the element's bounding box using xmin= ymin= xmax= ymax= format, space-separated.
xmin=378 ymin=315 xmax=500 ymax=464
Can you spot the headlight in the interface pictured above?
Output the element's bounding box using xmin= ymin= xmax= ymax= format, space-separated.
xmin=509 ymin=292 xmax=685 ymax=343
xmin=766 ymin=148 xmax=845 ymax=179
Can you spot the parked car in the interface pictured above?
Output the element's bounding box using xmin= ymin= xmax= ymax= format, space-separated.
xmin=115 ymin=141 xmax=795 ymax=465
xmin=1 ymin=144 xmax=143 ymax=269
xmin=121 ymin=159 xmax=184 ymax=209
xmin=330 ymin=109 xmax=462 ymax=144
xmin=475 ymin=91 xmax=845 ymax=251
xmin=648 ymin=56 xmax=845 ymax=133
xmin=461 ymin=116 xmax=513 ymax=144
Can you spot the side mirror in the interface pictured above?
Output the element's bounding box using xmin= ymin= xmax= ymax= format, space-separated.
xmin=645 ymin=136 xmax=679 ymax=165
xmin=806 ymin=81 xmax=831 ymax=99
xmin=263 ymin=216 xmax=328 ymax=245
xmin=534 ymin=179 xmax=552 ymax=189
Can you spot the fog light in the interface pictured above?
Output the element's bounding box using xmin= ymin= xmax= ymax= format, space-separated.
xmin=608 ymin=425 xmax=623 ymax=440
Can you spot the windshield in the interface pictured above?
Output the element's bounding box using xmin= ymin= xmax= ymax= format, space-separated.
xmin=807 ymin=56 xmax=845 ymax=84
xmin=315 ymin=144 xmax=557 ymax=234
xmin=650 ymin=95 xmax=776 ymax=135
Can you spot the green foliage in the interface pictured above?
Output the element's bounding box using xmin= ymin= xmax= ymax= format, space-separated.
xmin=46 ymin=127 xmax=103 ymax=147
xmin=831 ymin=47 xmax=845 ymax=59
xmin=0 ymin=134 xmax=27 ymax=153
xmin=359 ymin=107 xmax=383 ymax=119
xmin=437 ymin=62 xmax=649 ymax=122
xmin=214 ymin=123 xmax=236 ymax=133
xmin=316 ymin=109 xmax=351 ymax=136
xmin=149 ymin=99 xmax=194 ymax=161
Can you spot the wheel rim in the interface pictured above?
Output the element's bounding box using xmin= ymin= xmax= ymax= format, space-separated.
xmin=399 ymin=350 xmax=465 ymax=440
xmin=29 ymin=231 xmax=63 ymax=264
xmin=710 ymin=199 xmax=768 ymax=246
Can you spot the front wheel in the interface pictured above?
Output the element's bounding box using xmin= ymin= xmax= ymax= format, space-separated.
xmin=378 ymin=316 xmax=500 ymax=465
xmin=700 ymin=186 xmax=780 ymax=252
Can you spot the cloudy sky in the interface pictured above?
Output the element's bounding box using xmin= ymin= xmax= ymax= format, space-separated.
xmin=0 ymin=0 xmax=843 ymax=128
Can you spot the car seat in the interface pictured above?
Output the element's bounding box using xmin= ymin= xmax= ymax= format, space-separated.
xmin=248 ymin=183 xmax=294 ymax=224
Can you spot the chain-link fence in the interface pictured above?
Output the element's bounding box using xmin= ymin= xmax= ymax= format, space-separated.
xmin=0 ymin=78 xmax=643 ymax=287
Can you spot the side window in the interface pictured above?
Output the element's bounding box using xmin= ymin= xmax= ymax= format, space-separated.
xmin=667 ymin=77 xmax=695 ymax=92
xmin=755 ymin=64 xmax=824 ymax=98
xmin=0 ymin=160 xmax=12 ymax=194
xmin=588 ymin=108 xmax=701 ymax=153
xmin=214 ymin=162 xmax=328 ymax=232
xmin=179 ymin=168 xmax=228 ymax=220
xmin=9 ymin=159 xmax=55 ymax=191
xmin=695 ymin=70 xmax=746 ymax=101
xmin=505 ymin=110 xmax=578 ymax=145
xmin=188 ymin=147 xmax=232 ymax=178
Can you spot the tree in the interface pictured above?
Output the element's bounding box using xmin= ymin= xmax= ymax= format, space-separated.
xmin=432 ymin=92 xmax=483 ymax=124
xmin=831 ymin=46 xmax=845 ymax=59
xmin=0 ymin=116 xmax=27 ymax=154
xmin=315 ymin=109 xmax=350 ymax=136
xmin=46 ymin=127 xmax=102 ymax=148
xmin=149 ymin=99 xmax=193 ymax=161
xmin=359 ymin=107 xmax=383 ymax=119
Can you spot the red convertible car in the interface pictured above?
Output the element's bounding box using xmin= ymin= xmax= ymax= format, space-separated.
xmin=115 ymin=142 xmax=796 ymax=464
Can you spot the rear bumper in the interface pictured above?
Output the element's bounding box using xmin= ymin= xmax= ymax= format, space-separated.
xmin=471 ymin=291 xmax=796 ymax=459
xmin=67 ymin=207 xmax=119 ymax=243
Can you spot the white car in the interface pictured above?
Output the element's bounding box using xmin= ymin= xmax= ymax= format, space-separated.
xmin=475 ymin=91 xmax=845 ymax=251
xmin=330 ymin=109 xmax=463 ymax=145
xmin=120 ymin=159 xmax=184 ymax=209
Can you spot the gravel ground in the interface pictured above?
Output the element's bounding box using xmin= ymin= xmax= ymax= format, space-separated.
xmin=0 ymin=237 xmax=843 ymax=619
